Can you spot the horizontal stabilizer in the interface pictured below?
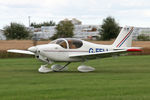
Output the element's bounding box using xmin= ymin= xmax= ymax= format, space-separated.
xmin=127 ymin=48 xmax=142 ymax=52
xmin=7 ymin=49 xmax=35 ymax=55
xmin=113 ymin=47 xmax=142 ymax=52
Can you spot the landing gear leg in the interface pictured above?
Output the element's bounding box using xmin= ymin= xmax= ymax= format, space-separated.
xmin=51 ymin=62 xmax=71 ymax=72
xmin=59 ymin=62 xmax=71 ymax=71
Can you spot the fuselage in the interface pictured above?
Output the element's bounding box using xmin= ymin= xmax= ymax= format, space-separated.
xmin=33 ymin=38 xmax=114 ymax=62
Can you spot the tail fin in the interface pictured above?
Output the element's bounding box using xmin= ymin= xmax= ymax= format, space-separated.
xmin=112 ymin=26 xmax=134 ymax=48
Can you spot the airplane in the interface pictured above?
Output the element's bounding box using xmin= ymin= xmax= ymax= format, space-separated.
xmin=7 ymin=26 xmax=142 ymax=73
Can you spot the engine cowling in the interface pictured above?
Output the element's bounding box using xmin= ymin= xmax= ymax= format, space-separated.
xmin=35 ymin=54 xmax=49 ymax=63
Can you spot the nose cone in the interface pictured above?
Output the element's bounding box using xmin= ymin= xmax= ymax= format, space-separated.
xmin=28 ymin=46 xmax=37 ymax=52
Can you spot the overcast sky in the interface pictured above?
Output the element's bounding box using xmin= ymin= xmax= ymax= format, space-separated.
xmin=0 ymin=0 xmax=150 ymax=28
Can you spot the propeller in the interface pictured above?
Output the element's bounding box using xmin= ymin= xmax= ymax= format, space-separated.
xmin=28 ymin=46 xmax=39 ymax=58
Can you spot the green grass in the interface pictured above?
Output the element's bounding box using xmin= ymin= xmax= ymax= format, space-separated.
xmin=0 ymin=55 xmax=150 ymax=100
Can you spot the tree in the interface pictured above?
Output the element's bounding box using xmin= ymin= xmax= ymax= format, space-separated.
xmin=51 ymin=20 xmax=74 ymax=40
xmin=31 ymin=21 xmax=56 ymax=28
xmin=100 ymin=16 xmax=120 ymax=40
xmin=4 ymin=23 xmax=30 ymax=40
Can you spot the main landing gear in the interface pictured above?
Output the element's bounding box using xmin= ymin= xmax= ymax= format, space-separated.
xmin=77 ymin=65 xmax=95 ymax=72
xmin=77 ymin=61 xmax=95 ymax=72
xmin=38 ymin=62 xmax=95 ymax=73
xmin=38 ymin=62 xmax=71 ymax=73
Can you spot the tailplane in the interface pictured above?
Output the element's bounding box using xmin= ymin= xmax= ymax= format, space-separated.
xmin=112 ymin=26 xmax=134 ymax=48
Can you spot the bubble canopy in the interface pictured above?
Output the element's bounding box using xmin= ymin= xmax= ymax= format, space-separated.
xmin=50 ymin=38 xmax=83 ymax=49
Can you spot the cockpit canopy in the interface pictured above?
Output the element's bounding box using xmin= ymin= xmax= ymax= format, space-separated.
xmin=50 ymin=38 xmax=83 ymax=49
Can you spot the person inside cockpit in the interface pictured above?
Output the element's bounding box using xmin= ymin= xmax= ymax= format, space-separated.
xmin=68 ymin=40 xmax=76 ymax=49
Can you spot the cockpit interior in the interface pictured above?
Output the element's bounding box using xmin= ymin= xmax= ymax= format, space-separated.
xmin=50 ymin=38 xmax=83 ymax=49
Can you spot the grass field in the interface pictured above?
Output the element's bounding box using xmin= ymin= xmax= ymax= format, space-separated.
xmin=0 ymin=55 xmax=150 ymax=100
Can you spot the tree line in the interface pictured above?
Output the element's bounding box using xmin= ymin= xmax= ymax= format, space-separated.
xmin=3 ymin=16 xmax=120 ymax=40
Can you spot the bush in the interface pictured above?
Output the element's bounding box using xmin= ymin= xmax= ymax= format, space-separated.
xmin=137 ymin=34 xmax=150 ymax=41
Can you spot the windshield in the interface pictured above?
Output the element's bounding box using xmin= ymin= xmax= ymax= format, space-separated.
xmin=56 ymin=40 xmax=67 ymax=49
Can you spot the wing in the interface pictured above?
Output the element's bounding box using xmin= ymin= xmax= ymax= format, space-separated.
xmin=69 ymin=50 xmax=126 ymax=59
xmin=7 ymin=49 xmax=35 ymax=55
xmin=69 ymin=48 xmax=142 ymax=59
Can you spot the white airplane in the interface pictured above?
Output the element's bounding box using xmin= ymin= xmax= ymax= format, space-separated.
xmin=7 ymin=26 xmax=142 ymax=73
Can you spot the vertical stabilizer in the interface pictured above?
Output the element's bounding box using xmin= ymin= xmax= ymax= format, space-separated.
xmin=112 ymin=26 xmax=134 ymax=48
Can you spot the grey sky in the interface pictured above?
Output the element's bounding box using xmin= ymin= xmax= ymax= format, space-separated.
xmin=0 ymin=0 xmax=150 ymax=28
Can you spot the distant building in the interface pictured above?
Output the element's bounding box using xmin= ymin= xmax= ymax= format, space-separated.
xmin=131 ymin=27 xmax=150 ymax=40
xmin=0 ymin=30 xmax=6 ymax=40
xmin=73 ymin=25 xmax=100 ymax=39
xmin=29 ymin=18 xmax=100 ymax=40
xmin=29 ymin=25 xmax=100 ymax=40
